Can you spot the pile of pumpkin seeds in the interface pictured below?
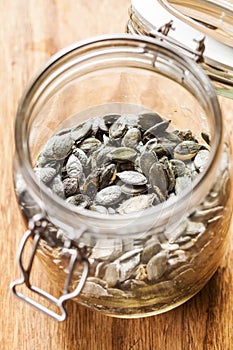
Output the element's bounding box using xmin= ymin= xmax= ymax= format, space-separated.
xmin=35 ymin=112 xmax=211 ymax=215
xmin=26 ymin=111 xmax=230 ymax=305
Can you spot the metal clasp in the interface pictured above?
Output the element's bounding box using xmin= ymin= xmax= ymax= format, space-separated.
xmin=10 ymin=214 xmax=89 ymax=322
xmin=158 ymin=20 xmax=174 ymax=36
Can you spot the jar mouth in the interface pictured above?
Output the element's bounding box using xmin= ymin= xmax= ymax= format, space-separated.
xmin=15 ymin=33 xmax=223 ymax=235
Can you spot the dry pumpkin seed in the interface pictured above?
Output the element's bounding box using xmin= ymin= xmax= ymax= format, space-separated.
xmin=117 ymin=171 xmax=147 ymax=186
xmin=95 ymin=185 xmax=123 ymax=206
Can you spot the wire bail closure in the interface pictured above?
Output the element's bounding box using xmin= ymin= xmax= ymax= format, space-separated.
xmin=10 ymin=214 xmax=89 ymax=322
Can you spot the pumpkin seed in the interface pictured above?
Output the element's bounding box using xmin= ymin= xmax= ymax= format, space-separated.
xmin=108 ymin=147 xmax=137 ymax=162
xmin=79 ymin=137 xmax=102 ymax=153
xmin=149 ymin=162 xmax=168 ymax=196
xmin=89 ymin=204 xmax=109 ymax=215
xmin=141 ymin=241 xmax=161 ymax=263
xmin=121 ymin=184 xmax=148 ymax=196
xmin=138 ymin=151 xmax=158 ymax=178
xmin=72 ymin=147 xmax=88 ymax=167
xmin=138 ymin=112 xmax=164 ymax=130
xmin=146 ymin=250 xmax=168 ymax=281
xmin=63 ymin=177 xmax=79 ymax=197
xmin=50 ymin=175 xmax=65 ymax=198
xmin=103 ymin=113 xmax=121 ymax=127
xmin=117 ymin=249 xmax=141 ymax=282
xmin=104 ymin=262 xmax=120 ymax=287
xmin=160 ymin=157 xmax=176 ymax=192
xmin=151 ymin=142 xmax=174 ymax=159
xmin=34 ymin=167 xmax=56 ymax=183
xmin=95 ymin=185 xmax=122 ymax=206
xmin=66 ymin=194 xmax=91 ymax=208
xmin=122 ymin=127 xmax=141 ymax=148
xmin=143 ymin=120 xmax=171 ymax=140
xmin=174 ymin=141 xmax=200 ymax=160
xmin=66 ymin=154 xmax=83 ymax=180
xmin=91 ymin=116 xmax=108 ymax=135
xmin=122 ymin=114 xmax=139 ymax=128
xmin=170 ymin=159 xmax=186 ymax=177
xmin=175 ymin=175 xmax=192 ymax=195
xmin=94 ymin=146 xmax=114 ymax=168
xmin=42 ymin=133 xmax=74 ymax=160
xmin=71 ymin=120 xmax=92 ymax=141
xmin=81 ymin=281 xmax=108 ymax=297
xmin=117 ymin=194 xmax=156 ymax=214
xmin=109 ymin=117 xmax=127 ymax=139
xmin=83 ymin=168 xmax=101 ymax=199
xmin=117 ymin=171 xmax=147 ymax=186
xmin=100 ymin=163 xmax=117 ymax=189
xmin=194 ymin=149 xmax=210 ymax=172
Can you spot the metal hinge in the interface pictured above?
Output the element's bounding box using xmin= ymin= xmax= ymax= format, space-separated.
xmin=10 ymin=214 xmax=89 ymax=322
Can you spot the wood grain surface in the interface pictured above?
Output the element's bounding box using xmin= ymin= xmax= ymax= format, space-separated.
xmin=1 ymin=1 xmax=233 ymax=349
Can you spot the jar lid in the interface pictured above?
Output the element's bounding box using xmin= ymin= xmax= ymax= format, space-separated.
xmin=127 ymin=0 xmax=233 ymax=98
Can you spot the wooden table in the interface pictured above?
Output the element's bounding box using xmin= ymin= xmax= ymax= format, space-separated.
xmin=1 ymin=1 xmax=233 ymax=349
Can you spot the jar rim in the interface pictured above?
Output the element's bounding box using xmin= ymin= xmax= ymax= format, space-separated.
xmin=15 ymin=33 xmax=223 ymax=235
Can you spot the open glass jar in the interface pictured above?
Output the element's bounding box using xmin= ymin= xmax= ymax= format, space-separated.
xmin=11 ymin=34 xmax=232 ymax=321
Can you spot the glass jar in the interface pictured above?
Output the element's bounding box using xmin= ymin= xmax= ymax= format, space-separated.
xmin=11 ymin=34 xmax=232 ymax=322
xmin=127 ymin=0 xmax=233 ymax=99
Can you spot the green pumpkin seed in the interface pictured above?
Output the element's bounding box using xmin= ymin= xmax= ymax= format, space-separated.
xmin=138 ymin=112 xmax=164 ymax=130
xmin=174 ymin=141 xmax=200 ymax=160
xmin=109 ymin=118 xmax=127 ymax=139
xmin=149 ymin=162 xmax=168 ymax=196
xmin=108 ymin=147 xmax=137 ymax=162
xmin=138 ymin=151 xmax=158 ymax=178
xmin=170 ymin=159 xmax=186 ymax=177
xmin=79 ymin=137 xmax=102 ymax=153
xmin=143 ymin=120 xmax=171 ymax=140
